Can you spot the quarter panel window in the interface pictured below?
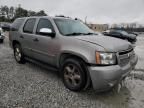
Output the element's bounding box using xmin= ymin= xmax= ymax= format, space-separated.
xmin=11 ymin=19 xmax=24 ymax=31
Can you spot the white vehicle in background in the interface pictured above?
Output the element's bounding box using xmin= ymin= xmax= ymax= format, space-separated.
xmin=95 ymin=31 xmax=103 ymax=35
xmin=0 ymin=27 xmax=5 ymax=43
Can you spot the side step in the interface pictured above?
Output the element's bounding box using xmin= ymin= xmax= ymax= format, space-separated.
xmin=25 ymin=57 xmax=59 ymax=72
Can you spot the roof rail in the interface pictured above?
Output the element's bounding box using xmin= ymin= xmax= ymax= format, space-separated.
xmin=55 ymin=15 xmax=71 ymax=18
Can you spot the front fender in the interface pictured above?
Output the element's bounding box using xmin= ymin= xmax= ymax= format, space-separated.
xmin=56 ymin=48 xmax=95 ymax=67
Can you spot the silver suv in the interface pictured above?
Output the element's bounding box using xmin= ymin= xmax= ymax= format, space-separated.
xmin=9 ymin=16 xmax=138 ymax=92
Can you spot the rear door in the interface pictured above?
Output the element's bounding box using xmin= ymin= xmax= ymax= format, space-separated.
xmin=21 ymin=18 xmax=37 ymax=57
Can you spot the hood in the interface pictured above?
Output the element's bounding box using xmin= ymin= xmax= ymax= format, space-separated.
xmin=75 ymin=35 xmax=132 ymax=52
xmin=127 ymin=34 xmax=136 ymax=39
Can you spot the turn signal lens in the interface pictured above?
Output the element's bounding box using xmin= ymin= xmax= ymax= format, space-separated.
xmin=96 ymin=52 xmax=101 ymax=64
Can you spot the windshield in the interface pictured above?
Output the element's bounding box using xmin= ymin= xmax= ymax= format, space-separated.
xmin=54 ymin=18 xmax=95 ymax=36
xmin=119 ymin=31 xmax=129 ymax=35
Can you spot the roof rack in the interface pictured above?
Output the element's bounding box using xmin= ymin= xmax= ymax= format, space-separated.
xmin=55 ymin=15 xmax=83 ymax=21
xmin=55 ymin=15 xmax=71 ymax=18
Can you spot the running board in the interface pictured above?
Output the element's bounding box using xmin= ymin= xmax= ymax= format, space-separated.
xmin=25 ymin=57 xmax=59 ymax=72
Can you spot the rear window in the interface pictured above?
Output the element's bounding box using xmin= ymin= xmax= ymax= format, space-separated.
xmin=11 ymin=18 xmax=24 ymax=31
xmin=23 ymin=18 xmax=36 ymax=33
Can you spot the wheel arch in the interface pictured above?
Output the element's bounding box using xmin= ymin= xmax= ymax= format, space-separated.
xmin=58 ymin=52 xmax=92 ymax=89
xmin=58 ymin=52 xmax=89 ymax=67
xmin=12 ymin=40 xmax=20 ymax=48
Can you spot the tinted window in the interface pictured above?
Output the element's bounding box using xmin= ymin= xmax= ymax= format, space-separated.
xmin=36 ymin=18 xmax=54 ymax=34
xmin=110 ymin=31 xmax=121 ymax=36
xmin=11 ymin=18 xmax=24 ymax=31
xmin=23 ymin=18 xmax=36 ymax=33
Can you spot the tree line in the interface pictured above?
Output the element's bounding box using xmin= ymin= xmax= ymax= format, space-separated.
xmin=111 ymin=27 xmax=144 ymax=32
xmin=0 ymin=5 xmax=47 ymax=22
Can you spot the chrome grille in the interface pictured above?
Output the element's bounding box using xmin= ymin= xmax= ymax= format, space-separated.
xmin=119 ymin=48 xmax=135 ymax=67
xmin=119 ymin=57 xmax=130 ymax=67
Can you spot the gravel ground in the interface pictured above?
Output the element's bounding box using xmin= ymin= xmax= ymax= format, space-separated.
xmin=0 ymin=33 xmax=144 ymax=108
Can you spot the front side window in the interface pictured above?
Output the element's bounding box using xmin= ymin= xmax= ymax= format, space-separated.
xmin=110 ymin=31 xmax=121 ymax=36
xmin=36 ymin=18 xmax=54 ymax=34
xmin=54 ymin=19 xmax=94 ymax=36
xmin=23 ymin=18 xmax=36 ymax=33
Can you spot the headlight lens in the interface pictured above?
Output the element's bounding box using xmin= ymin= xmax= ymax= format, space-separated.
xmin=96 ymin=52 xmax=117 ymax=65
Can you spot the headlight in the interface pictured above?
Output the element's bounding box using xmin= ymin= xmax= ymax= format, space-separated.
xmin=96 ymin=52 xmax=117 ymax=65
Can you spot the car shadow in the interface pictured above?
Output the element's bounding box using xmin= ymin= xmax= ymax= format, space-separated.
xmin=78 ymin=86 xmax=132 ymax=108
xmin=23 ymin=57 xmax=132 ymax=108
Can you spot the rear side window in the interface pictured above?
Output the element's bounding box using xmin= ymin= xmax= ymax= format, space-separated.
xmin=36 ymin=18 xmax=54 ymax=34
xmin=23 ymin=18 xmax=36 ymax=33
xmin=11 ymin=19 xmax=24 ymax=31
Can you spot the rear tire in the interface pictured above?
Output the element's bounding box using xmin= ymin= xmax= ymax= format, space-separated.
xmin=61 ymin=58 xmax=87 ymax=91
xmin=14 ymin=44 xmax=25 ymax=64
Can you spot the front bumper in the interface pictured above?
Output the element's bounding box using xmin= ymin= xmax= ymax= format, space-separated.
xmin=88 ymin=54 xmax=138 ymax=91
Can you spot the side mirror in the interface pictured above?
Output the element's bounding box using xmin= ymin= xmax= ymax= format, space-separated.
xmin=39 ymin=28 xmax=55 ymax=38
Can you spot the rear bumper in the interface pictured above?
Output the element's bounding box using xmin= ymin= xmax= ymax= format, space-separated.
xmin=88 ymin=55 xmax=138 ymax=91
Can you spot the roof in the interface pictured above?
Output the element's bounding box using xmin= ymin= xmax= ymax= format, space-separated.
xmin=16 ymin=16 xmax=72 ymax=20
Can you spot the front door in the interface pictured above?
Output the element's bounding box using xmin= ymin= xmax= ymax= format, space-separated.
xmin=31 ymin=18 xmax=59 ymax=66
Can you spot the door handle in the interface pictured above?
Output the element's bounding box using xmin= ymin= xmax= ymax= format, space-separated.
xmin=20 ymin=35 xmax=24 ymax=39
xmin=33 ymin=38 xmax=39 ymax=42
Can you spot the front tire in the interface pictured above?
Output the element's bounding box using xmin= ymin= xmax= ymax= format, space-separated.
xmin=61 ymin=59 xmax=87 ymax=91
xmin=14 ymin=44 xmax=25 ymax=64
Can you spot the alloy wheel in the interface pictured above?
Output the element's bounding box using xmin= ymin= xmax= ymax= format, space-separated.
xmin=15 ymin=47 xmax=22 ymax=62
xmin=64 ymin=64 xmax=81 ymax=87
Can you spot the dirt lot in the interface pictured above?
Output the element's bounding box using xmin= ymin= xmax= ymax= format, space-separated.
xmin=0 ymin=33 xmax=144 ymax=108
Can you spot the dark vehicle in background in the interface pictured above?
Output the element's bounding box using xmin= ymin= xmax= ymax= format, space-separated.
xmin=0 ymin=22 xmax=11 ymax=31
xmin=102 ymin=30 xmax=137 ymax=44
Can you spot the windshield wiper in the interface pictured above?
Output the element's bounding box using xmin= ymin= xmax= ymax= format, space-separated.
xmin=65 ymin=32 xmax=98 ymax=36
xmin=65 ymin=32 xmax=84 ymax=36
xmin=83 ymin=32 xmax=98 ymax=35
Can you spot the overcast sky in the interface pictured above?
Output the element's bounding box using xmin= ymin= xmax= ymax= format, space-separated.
xmin=1 ymin=0 xmax=144 ymax=24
